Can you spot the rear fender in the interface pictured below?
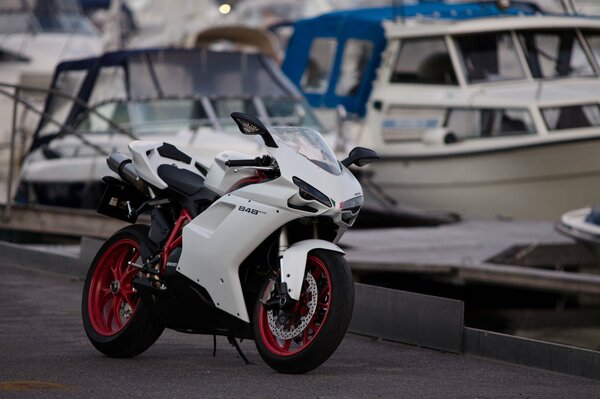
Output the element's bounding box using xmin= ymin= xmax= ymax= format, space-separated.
xmin=280 ymin=239 xmax=344 ymax=300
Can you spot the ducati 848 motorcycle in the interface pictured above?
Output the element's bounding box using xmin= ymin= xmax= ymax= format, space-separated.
xmin=82 ymin=113 xmax=378 ymax=373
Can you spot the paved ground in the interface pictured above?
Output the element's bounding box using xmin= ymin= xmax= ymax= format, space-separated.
xmin=1 ymin=264 xmax=600 ymax=398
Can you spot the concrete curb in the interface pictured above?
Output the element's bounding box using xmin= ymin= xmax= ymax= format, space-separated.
xmin=464 ymin=327 xmax=600 ymax=380
xmin=0 ymin=237 xmax=105 ymax=278
xmin=1 ymin=240 xmax=82 ymax=276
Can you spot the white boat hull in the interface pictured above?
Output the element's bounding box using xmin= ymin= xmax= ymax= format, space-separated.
xmin=371 ymin=138 xmax=600 ymax=220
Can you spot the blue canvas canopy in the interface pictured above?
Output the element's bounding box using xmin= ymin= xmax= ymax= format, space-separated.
xmin=282 ymin=1 xmax=541 ymax=117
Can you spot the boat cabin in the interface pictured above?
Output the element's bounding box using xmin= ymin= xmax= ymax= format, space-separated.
xmin=281 ymin=1 xmax=541 ymax=117
xmin=361 ymin=14 xmax=600 ymax=155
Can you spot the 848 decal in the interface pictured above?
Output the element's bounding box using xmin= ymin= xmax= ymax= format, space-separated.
xmin=238 ymin=205 xmax=266 ymax=215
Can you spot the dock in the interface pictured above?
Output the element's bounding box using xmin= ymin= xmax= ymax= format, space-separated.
xmin=343 ymin=219 xmax=600 ymax=296
xmin=2 ymin=203 xmax=600 ymax=296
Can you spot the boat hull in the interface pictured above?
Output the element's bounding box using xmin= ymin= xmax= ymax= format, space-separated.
xmin=371 ymin=138 xmax=600 ymax=220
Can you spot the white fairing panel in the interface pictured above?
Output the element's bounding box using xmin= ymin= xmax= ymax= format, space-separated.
xmin=281 ymin=240 xmax=344 ymax=300
xmin=129 ymin=141 xmax=205 ymax=189
xmin=177 ymin=192 xmax=298 ymax=322
xmin=204 ymin=150 xmax=257 ymax=195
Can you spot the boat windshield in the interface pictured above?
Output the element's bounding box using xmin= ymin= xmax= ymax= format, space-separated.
xmin=211 ymin=97 xmax=322 ymax=131
xmin=454 ymin=32 xmax=526 ymax=83
xmin=72 ymin=97 xmax=323 ymax=135
xmin=0 ymin=0 xmax=98 ymax=35
xmin=518 ymin=29 xmax=595 ymax=79
xmin=270 ymin=126 xmax=341 ymax=175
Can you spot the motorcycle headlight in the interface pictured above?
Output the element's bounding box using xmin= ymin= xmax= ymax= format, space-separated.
xmin=340 ymin=195 xmax=363 ymax=212
xmin=293 ymin=177 xmax=332 ymax=208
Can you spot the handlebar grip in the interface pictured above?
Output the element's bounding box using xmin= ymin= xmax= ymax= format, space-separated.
xmin=225 ymin=158 xmax=261 ymax=167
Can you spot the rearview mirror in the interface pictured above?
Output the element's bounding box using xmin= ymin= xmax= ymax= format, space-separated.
xmin=341 ymin=147 xmax=379 ymax=168
xmin=230 ymin=112 xmax=278 ymax=148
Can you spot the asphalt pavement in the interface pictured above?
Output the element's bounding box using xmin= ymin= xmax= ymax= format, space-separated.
xmin=1 ymin=263 xmax=600 ymax=398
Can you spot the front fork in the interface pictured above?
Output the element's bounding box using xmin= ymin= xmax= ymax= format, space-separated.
xmin=275 ymin=227 xmax=291 ymax=306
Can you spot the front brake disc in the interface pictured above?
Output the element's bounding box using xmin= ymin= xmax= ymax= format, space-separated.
xmin=267 ymin=273 xmax=318 ymax=340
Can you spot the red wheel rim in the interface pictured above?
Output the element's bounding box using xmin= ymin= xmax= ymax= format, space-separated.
xmin=258 ymin=255 xmax=331 ymax=357
xmin=88 ymin=239 xmax=141 ymax=336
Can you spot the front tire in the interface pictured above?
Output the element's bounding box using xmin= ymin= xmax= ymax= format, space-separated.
xmin=253 ymin=249 xmax=354 ymax=374
xmin=82 ymin=224 xmax=164 ymax=357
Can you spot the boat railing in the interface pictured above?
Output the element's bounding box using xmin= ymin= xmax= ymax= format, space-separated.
xmin=0 ymin=82 xmax=137 ymax=222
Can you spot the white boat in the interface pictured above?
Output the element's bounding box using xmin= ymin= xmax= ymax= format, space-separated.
xmin=557 ymin=205 xmax=600 ymax=245
xmin=282 ymin=1 xmax=600 ymax=219
xmin=361 ymin=13 xmax=600 ymax=219
xmin=0 ymin=0 xmax=103 ymax=176
xmin=0 ymin=0 xmax=102 ymax=89
xmin=15 ymin=48 xmax=325 ymax=208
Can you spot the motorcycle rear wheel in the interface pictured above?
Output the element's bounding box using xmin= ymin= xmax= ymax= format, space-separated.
xmin=82 ymin=224 xmax=164 ymax=357
xmin=253 ymin=249 xmax=354 ymax=374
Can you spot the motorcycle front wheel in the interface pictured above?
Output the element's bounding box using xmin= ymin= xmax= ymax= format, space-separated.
xmin=253 ymin=249 xmax=354 ymax=374
xmin=82 ymin=224 xmax=164 ymax=357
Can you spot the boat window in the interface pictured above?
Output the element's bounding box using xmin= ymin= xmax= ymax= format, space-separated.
xmin=300 ymin=38 xmax=338 ymax=94
xmin=382 ymin=107 xmax=446 ymax=142
xmin=211 ymin=98 xmax=258 ymax=129
xmin=89 ymin=67 xmax=127 ymax=105
xmin=455 ymin=32 xmax=525 ymax=83
xmin=582 ymin=30 xmax=600 ymax=67
xmin=518 ymin=30 xmax=595 ymax=79
xmin=0 ymin=13 xmax=32 ymax=34
xmin=446 ymin=108 xmax=536 ymax=139
xmin=39 ymin=70 xmax=88 ymax=135
xmin=74 ymin=100 xmax=211 ymax=135
xmin=336 ymin=39 xmax=373 ymax=96
xmin=542 ymin=104 xmax=600 ymax=131
xmin=262 ymin=97 xmax=322 ymax=130
xmin=75 ymin=103 xmax=130 ymax=133
xmin=390 ymin=37 xmax=457 ymax=85
xmin=130 ymin=100 xmax=209 ymax=134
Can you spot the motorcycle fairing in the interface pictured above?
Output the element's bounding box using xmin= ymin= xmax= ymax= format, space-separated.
xmin=129 ymin=141 xmax=206 ymax=190
xmin=177 ymin=191 xmax=298 ymax=322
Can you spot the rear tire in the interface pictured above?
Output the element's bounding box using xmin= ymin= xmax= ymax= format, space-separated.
xmin=82 ymin=224 xmax=164 ymax=357
xmin=253 ymin=249 xmax=354 ymax=374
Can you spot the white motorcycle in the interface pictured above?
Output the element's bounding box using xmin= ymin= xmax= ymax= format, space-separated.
xmin=82 ymin=113 xmax=378 ymax=373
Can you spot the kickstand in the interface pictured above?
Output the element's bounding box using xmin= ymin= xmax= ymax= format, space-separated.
xmin=212 ymin=334 xmax=217 ymax=357
xmin=227 ymin=336 xmax=250 ymax=365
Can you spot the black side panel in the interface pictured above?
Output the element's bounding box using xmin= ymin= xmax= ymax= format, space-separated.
xmin=157 ymin=142 xmax=192 ymax=164
xmin=157 ymin=164 xmax=205 ymax=196
xmin=149 ymin=272 xmax=253 ymax=339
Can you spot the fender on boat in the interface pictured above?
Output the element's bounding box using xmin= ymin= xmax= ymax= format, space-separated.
xmin=280 ymin=239 xmax=345 ymax=301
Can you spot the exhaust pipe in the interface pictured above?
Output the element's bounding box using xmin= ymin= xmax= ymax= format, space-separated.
xmin=107 ymin=152 xmax=149 ymax=194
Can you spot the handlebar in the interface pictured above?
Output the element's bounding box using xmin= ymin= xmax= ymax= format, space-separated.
xmin=225 ymin=155 xmax=272 ymax=168
xmin=225 ymin=159 xmax=262 ymax=167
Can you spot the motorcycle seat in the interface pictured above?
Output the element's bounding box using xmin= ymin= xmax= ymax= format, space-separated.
xmin=157 ymin=164 xmax=205 ymax=196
